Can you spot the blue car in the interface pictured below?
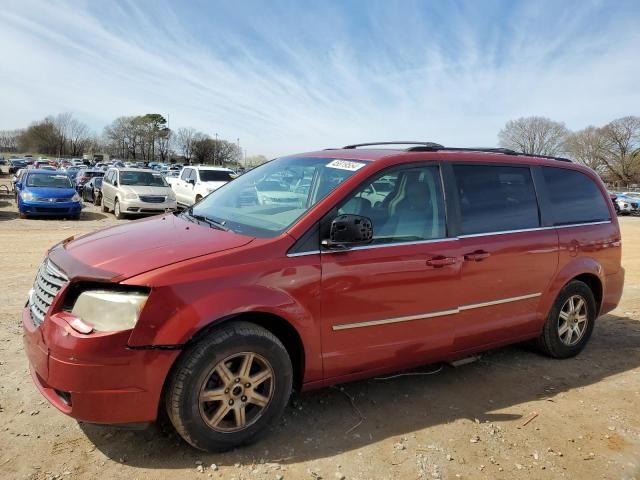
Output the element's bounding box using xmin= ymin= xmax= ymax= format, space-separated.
xmin=16 ymin=169 xmax=82 ymax=219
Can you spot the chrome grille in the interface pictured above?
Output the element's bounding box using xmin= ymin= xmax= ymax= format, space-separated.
xmin=28 ymin=259 xmax=68 ymax=326
xmin=139 ymin=195 xmax=166 ymax=203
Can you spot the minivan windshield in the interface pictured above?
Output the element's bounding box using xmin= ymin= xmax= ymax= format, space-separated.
xmin=199 ymin=170 xmax=235 ymax=182
xmin=188 ymin=156 xmax=369 ymax=237
xmin=120 ymin=171 xmax=168 ymax=187
xmin=26 ymin=173 xmax=73 ymax=188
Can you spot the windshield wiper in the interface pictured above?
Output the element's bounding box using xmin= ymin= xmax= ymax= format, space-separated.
xmin=185 ymin=208 xmax=229 ymax=232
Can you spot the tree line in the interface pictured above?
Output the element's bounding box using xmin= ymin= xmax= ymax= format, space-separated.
xmin=498 ymin=115 xmax=640 ymax=184
xmin=0 ymin=113 xmax=249 ymax=166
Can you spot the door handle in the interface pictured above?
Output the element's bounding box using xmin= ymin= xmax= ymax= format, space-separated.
xmin=426 ymin=256 xmax=457 ymax=267
xmin=464 ymin=250 xmax=491 ymax=262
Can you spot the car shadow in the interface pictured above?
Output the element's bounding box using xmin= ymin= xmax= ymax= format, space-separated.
xmin=79 ymin=211 xmax=108 ymax=221
xmin=80 ymin=312 xmax=640 ymax=469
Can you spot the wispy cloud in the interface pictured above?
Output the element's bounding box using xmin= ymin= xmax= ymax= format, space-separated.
xmin=1 ymin=0 xmax=639 ymax=156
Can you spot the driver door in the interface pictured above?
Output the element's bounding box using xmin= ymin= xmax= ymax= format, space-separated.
xmin=320 ymin=164 xmax=462 ymax=381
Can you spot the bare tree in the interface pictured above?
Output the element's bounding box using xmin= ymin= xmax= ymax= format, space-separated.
xmin=67 ymin=118 xmax=92 ymax=156
xmin=564 ymin=126 xmax=606 ymax=172
xmin=175 ymin=127 xmax=196 ymax=161
xmin=596 ymin=116 xmax=640 ymax=183
xmin=0 ymin=129 xmax=21 ymax=152
xmin=498 ymin=116 xmax=570 ymax=156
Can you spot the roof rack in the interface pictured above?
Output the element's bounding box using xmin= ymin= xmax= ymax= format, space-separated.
xmin=335 ymin=142 xmax=572 ymax=163
xmin=341 ymin=141 xmax=445 ymax=149
xmin=408 ymin=146 xmax=572 ymax=163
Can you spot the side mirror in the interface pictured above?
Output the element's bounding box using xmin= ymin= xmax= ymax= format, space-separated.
xmin=322 ymin=214 xmax=373 ymax=250
xmin=188 ymin=179 xmax=196 ymax=185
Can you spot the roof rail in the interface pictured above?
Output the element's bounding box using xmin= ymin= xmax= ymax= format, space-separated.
xmin=341 ymin=141 xmax=445 ymax=149
xmin=334 ymin=142 xmax=572 ymax=163
xmin=406 ymin=145 xmax=572 ymax=162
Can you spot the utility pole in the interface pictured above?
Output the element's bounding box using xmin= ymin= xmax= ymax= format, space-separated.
xmin=214 ymin=132 xmax=218 ymax=165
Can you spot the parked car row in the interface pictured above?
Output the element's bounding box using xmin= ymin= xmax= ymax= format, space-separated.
xmin=609 ymin=191 xmax=640 ymax=215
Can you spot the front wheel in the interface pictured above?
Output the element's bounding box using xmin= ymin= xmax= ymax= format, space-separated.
xmin=165 ymin=321 xmax=293 ymax=452
xmin=114 ymin=199 xmax=125 ymax=219
xmin=537 ymin=280 xmax=596 ymax=358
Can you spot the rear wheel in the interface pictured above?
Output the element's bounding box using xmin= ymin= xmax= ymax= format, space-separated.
xmin=114 ymin=199 xmax=125 ymax=219
xmin=537 ymin=280 xmax=596 ymax=358
xmin=93 ymin=193 xmax=101 ymax=206
xmin=195 ymin=194 xmax=203 ymax=203
xmin=165 ymin=321 xmax=293 ymax=452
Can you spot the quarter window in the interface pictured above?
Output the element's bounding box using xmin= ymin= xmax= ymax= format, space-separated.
xmin=453 ymin=165 xmax=540 ymax=235
xmin=339 ymin=165 xmax=446 ymax=243
xmin=542 ymin=167 xmax=611 ymax=225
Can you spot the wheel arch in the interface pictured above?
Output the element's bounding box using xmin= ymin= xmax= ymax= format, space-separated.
xmin=184 ymin=311 xmax=306 ymax=393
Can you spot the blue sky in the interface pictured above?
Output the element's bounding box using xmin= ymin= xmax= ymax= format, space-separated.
xmin=1 ymin=0 xmax=639 ymax=157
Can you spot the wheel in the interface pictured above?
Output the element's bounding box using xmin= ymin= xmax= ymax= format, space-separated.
xmin=19 ymin=212 xmax=27 ymax=219
xmin=537 ymin=280 xmax=596 ymax=358
xmin=93 ymin=193 xmax=101 ymax=206
xmin=165 ymin=321 xmax=293 ymax=452
xmin=195 ymin=195 xmax=203 ymax=203
xmin=114 ymin=199 xmax=125 ymax=219
xmin=101 ymin=197 xmax=109 ymax=213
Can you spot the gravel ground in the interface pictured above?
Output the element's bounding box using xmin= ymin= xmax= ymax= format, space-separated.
xmin=1 ymin=172 xmax=639 ymax=480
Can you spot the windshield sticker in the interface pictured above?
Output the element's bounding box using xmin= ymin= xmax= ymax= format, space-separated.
xmin=326 ymin=159 xmax=366 ymax=171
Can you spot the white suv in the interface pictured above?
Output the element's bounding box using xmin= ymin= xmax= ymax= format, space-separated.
xmin=172 ymin=166 xmax=235 ymax=207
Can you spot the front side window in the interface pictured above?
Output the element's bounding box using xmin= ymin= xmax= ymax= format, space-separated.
xmin=180 ymin=168 xmax=191 ymax=181
xmin=339 ymin=165 xmax=446 ymax=243
xmin=542 ymin=167 xmax=611 ymax=225
xmin=189 ymin=156 xmax=369 ymax=237
xmin=454 ymin=164 xmax=540 ymax=235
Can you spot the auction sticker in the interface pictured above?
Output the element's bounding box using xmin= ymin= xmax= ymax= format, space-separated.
xmin=326 ymin=159 xmax=366 ymax=171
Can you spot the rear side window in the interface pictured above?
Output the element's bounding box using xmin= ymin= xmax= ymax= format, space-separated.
xmin=454 ymin=165 xmax=540 ymax=235
xmin=542 ymin=167 xmax=611 ymax=225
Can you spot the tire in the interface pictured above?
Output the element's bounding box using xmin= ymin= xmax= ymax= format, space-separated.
xmin=537 ymin=280 xmax=597 ymax=358
xmin=114 ymin=198 xmax=125 ymax=219
xmin=165 ymin=321 xmax=293 ymax=452
xmin=195 ymin=195 xmax=203 ymax=203
xmin=93 ymin=193 xmax=101 ymax=206
xmin=19 ymin=212 xmax=27 ymax=219
xmin=101 ymin=197 xmax=109 ymax=213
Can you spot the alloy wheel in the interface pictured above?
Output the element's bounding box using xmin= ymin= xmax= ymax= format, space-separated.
xmin=558 ymin=294 xmax=588 ymax=346
xmin=198 ymin=352 xmax=275 ymax=433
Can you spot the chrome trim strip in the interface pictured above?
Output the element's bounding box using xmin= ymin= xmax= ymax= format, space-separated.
xmin=459 ymin=292 xmax=541 ymax=311
xmin=292 ymin=220 xmax=612 ymax=257
xmin=332 ymin=292 xmax=542 ymax=330
xmin=286 ymin=250 xmax=321 ymax=258
xmin=332 ymin=308 xmax=459 ymax=331
xmin=554 ymin=220 xmax=611 ymax=229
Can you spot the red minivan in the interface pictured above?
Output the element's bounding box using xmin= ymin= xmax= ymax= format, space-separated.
xmin=23 ymin=142 xmax=624 ymax=451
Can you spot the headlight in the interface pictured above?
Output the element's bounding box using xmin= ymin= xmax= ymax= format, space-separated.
xmin=21 ymin=191 xmax=34 ymax=201
xmin=72 ymin=193 xmax=81 ymax=202
xmin=71 ymin=290 xmax=148 ymax=332
xmin=167 ymin=192 xmax=176 ymax=200
xmin=124 ymin=191 xmax=138 ymax=200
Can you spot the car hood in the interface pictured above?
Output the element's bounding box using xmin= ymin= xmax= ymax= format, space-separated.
xmin=48 ymin=214 xmax=255 ymax=281
xmin=26 ymin=187 xmax=76 ymax=198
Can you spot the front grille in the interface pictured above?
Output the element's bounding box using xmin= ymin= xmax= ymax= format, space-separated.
xmin=32 ymin=197 xmax=73 ymax=203
xmin=139 ymin=195 xmax=166 ymax=203
xmin=28 ymin=259 xmax=68 ymax=326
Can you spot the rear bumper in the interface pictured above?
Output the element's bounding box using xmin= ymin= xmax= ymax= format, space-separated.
xmin=22 ymin=307 xmax=180 ymax=424
xmin=601 ymin=267 xmax=625 ymax=316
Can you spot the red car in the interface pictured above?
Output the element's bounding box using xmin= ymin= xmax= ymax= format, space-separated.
xmin=23 ymin=142 xmax=624 ymax=451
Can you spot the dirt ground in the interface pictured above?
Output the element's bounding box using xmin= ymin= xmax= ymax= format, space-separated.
xmin=1 ymin=172 xmax=639 ymax=480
